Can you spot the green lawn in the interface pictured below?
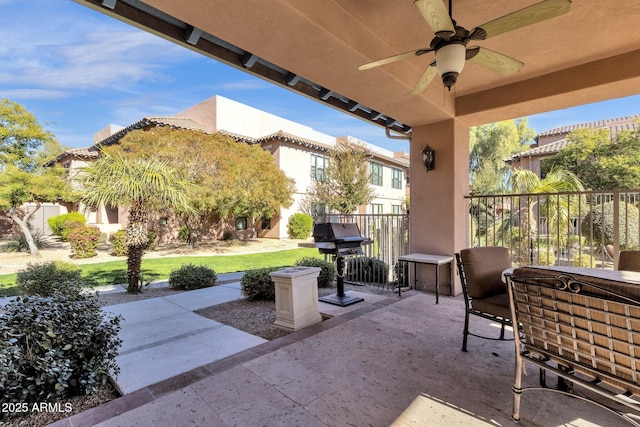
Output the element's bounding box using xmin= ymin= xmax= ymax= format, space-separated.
xmin=0 ymin=248 xmax=322 ymax=297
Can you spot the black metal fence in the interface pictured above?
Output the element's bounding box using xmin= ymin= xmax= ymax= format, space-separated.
xmin=467 ymin=189 xmax=640 ymax=269
xmin=314 ymin=213 xmax=410 ymax=289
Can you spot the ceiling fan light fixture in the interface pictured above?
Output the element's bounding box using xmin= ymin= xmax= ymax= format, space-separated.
xmin=435 ymin=42 xmax=466 ymax=90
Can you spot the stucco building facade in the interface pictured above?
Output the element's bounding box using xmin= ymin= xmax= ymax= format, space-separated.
xmin=51 ymin=95 xmax=409 ymax=240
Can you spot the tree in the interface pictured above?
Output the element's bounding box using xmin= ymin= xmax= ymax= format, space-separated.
xmin=0 ymin=100 xmax=74 ymax=254
xmin=81 ymin=152 xmax=194 ymax=293
xmin=542 ymin=127 xmax=640 ymax=190
xmin=213 ymin=140 xmax=294 ymax=238
xmin=0 ymin=98 xmax=62 ymax=171
xmin=509 ymin=167 xmax=585 ymax=249
xmin=469 ymin=119 xmax=535 ymax=194
xmin=0 ymin=166 xmax=76 ymax=255
xmin=307 ymin=141 xmax=375 ymax=214
xmin=108 ymin=128 xmax=294 ymax=242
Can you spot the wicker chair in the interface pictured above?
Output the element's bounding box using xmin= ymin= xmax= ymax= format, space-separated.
xmin=617 ymin=250 xmax=640 ymax=272
xmin=455 ymin=247 xmax=513 ymax=352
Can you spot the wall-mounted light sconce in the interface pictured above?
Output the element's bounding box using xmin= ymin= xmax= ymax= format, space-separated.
xmin=422 ymin=145 xmax=435 ymax=172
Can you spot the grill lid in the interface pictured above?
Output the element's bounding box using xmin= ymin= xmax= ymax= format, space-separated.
xmin=312 ymin=222 xmax=364 ymax=242
xmin=313 ymin=223 xmax=367 ymax=256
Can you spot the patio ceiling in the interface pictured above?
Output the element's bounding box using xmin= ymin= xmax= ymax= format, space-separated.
xmin=77 ymin=0 xmax=640 ymax=135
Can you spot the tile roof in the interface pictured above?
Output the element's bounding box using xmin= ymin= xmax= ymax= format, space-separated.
xmin=219 ymin=129 xmax=409 ymax=166
xmin=508 ymin=117 xmax=640 ymax=162
xmin=44 ymin=146 xmax=101 ymax=166
xmin=509 ymin=138 xmax=572 ymax=160
xmin=50 ymin=116 xmax=211 ymax=165
xmin=257 ymin=130 xmax=335 ymax=151
xmin=97 ymin=116 xmax=211 ymax=146
xmin=219 ymin=129 xmax=333 ymax=151
xmin=54 ymin=123 xmax=408 ymax=168
xmin=65 ymin=146 xmax=100 ymax=159
xmin=537 ymin=115 xmax=640 ymax=137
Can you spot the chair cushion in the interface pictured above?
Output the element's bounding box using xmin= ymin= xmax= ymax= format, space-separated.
xmin=618 ymin=250 xmax=640 ymax=272
xmin=471 ymin=292 xmax=511 ymax=320
xmin=460 ymin=247 xmax=511 ymax=299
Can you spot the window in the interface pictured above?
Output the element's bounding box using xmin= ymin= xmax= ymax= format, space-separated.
xmin=261 ymin=217 xmax=271 ymax=230
xmin=369 ymin=161 xmax=383 ymax=186
xmin=392 ymin=204 xmax=401 ymax=214
xmin=370 ymin=203 xmax=383 ymax=214
xmin=391 ymin=168 xmax=403 ymax=189
xmin=235 ymin=217 xmax=247 ymax=230
xmin=311 ymin=154 xmax=329 ymax=181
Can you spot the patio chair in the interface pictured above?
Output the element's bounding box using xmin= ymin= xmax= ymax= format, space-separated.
xmin=617 ymin=250 xmax=640 ymax=272
xmin=455 ymin=247 xmax=513 ymax=352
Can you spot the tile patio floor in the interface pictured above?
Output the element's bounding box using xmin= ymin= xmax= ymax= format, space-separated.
xmin=48 ymin=287 xmax=637 ymax=427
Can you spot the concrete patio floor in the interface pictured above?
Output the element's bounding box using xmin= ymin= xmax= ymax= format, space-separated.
xmin=49 ymin=288 xmax=637 ymax=427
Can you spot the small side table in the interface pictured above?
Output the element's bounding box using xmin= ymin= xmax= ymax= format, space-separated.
xmin=397 ymin=253 xmax=454 ymax=303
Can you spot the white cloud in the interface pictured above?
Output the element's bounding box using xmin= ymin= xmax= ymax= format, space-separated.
xmin=0 ymin=88 xmax=69 ymax=100
xmin=0 ymin=1 xmax=196 ymax=92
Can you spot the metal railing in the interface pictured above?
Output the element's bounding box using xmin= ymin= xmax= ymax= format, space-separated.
xmin=467 ymin=189 xmax=640 ymax=269
xmin=314 ymin=213 xmax=410 ymax=288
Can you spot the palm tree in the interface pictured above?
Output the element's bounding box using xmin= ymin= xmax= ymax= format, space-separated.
xmin=508 ymin=168 xmax=585 ymax=263
xmin=81 ymin=152 xmax=194 ymax=293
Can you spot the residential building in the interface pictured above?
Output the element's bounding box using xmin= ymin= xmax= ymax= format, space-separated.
xmin=506 ymin=115 xmax=640 ymax=175
xmin=48 ymin=95 xmax=409 ymax=240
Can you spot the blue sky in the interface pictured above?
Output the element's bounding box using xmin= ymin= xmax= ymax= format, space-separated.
xmin=2 ymin=0 xmax=639 ymax=154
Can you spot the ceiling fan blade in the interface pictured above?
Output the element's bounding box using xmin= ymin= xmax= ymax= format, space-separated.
xmin=414 ymin=0 xmax=455 ymax=38
xmin=467 ymin=46 xmax=524 ymax=75
xmin=472 ymin=0 xmax=572 ymax=40
xmin=359 ymin=48 xmax=431 ymax=70
xmin=410 ymin=65 xmax=438 ymax=95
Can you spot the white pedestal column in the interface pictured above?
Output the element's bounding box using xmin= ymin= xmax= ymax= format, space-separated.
xmin=270 ymin=267 xmax=322 ymax=332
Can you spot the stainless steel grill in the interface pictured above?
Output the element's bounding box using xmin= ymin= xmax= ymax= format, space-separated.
xmin=312 ymin=222 xmax=367 ymax=257
xmin=312 ymin=222 xmax=368 ymax=306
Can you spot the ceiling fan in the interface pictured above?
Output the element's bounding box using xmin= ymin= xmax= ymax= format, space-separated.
xmin=359 ymin=0 xmax=572 ymax=94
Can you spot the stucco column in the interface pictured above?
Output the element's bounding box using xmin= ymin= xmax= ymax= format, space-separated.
xmin=410 ymin=119 xmax=469 ymax=296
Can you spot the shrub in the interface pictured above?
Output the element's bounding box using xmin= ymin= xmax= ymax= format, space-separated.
xmin=0 ymin=294 xmax=121 ymax=420
xmin=241 ymin=267 xmax=278 ymax=301
xmin=567 ymin=234 xmax=585 ymax=248
xmin=294 ymin=257 xmax=335 ymax=287
xmin=47 ymin=213 xmax=68 ymax=237
xmin=345 ymin=256 xmax=389 ymax=283
xmin=69 ymin=226 xmax=101 ymax=258
xmin=16 ymin=261 xmax=83 ymax=297
xmin=287 ymin=213 xmax=313 ymax=239
xmin=535 ymin=248 xmax=557 ymax=266
xmin=147 ymin=229 xmax=158 ymax=251
xmin=582 ymin=201 xmax=640 ymax=249
xmin=178 ymin=226 xmax=192 ymax=243
xmin=3 ymin=230 xmax=49 ymax=253
xmin=48 ymin=212 xmax=87 ymax=241
xmin=572 ymin=253 xmax=595 ymax=268
xmin=110 ymin=230 xmax=127 ymax=256
xmin=168 ymin=264 xmax=217 ymax=290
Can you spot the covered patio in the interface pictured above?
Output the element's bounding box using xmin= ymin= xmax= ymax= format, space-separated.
xmin=51 ymin=290 xmax=630 ymax=426
xmin=64 ymin=1 xmax=640 ymax=425
xmin=74 ymin=0 xmax=640 ymax=297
